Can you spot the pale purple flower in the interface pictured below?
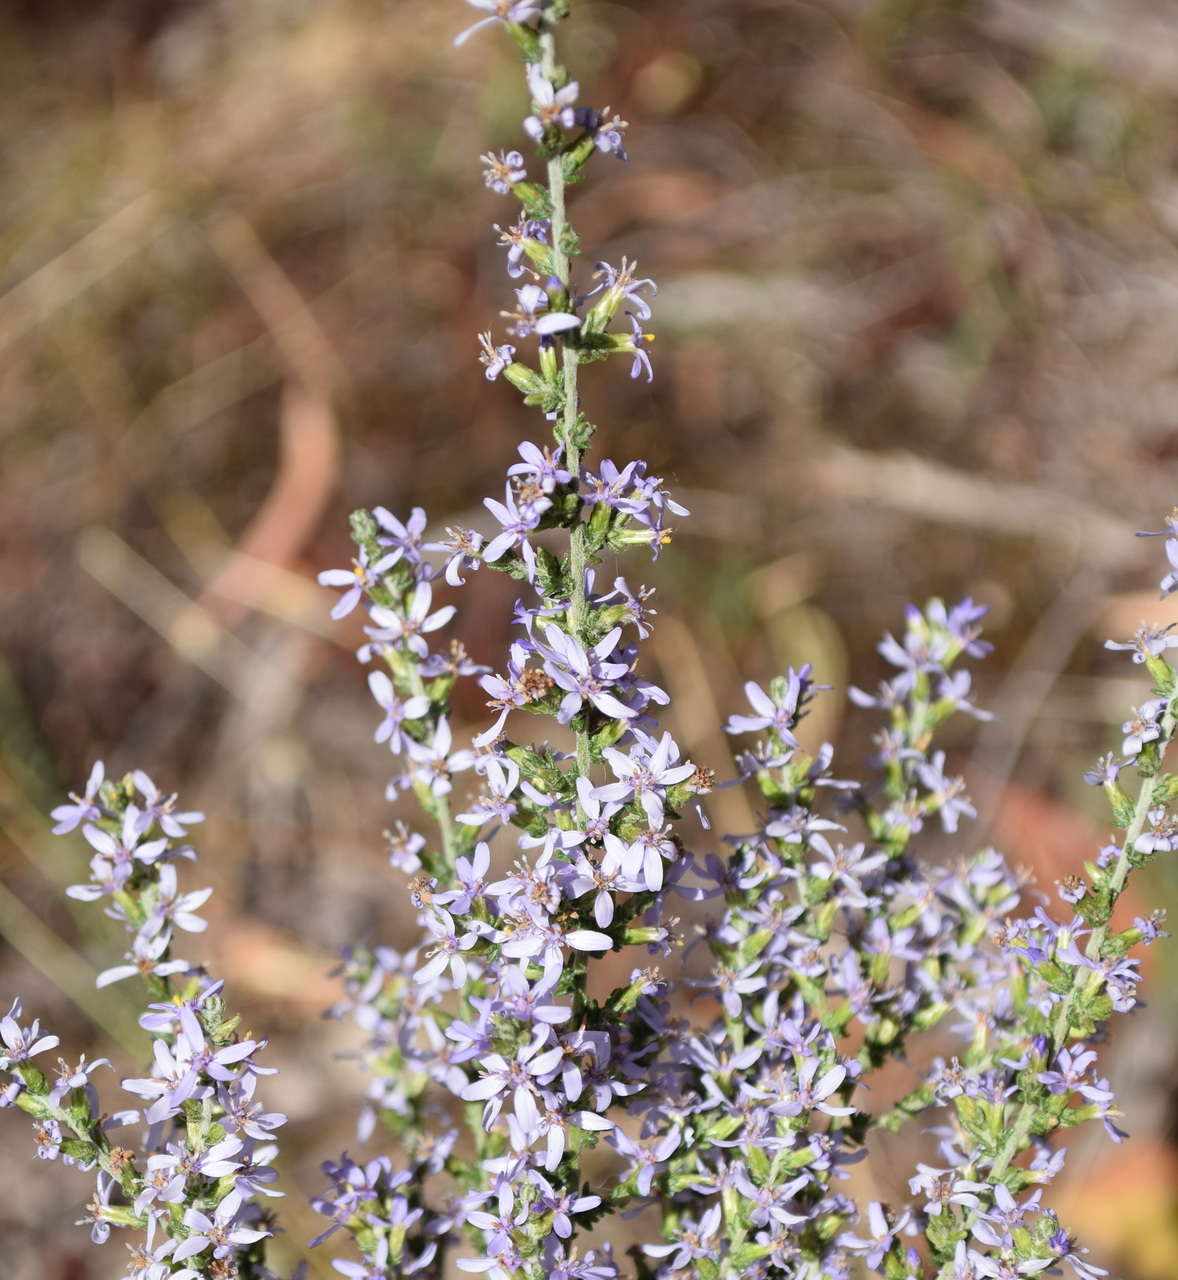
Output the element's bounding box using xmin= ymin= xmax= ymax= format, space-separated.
xmin=591 ymin=258 xmax=656 ymax=321
xmin=498 ymin=914 xmax=614 ymax=987
xmin=373 ymin=505 xmax=429 ymax=566
xmin=841 ymin=1201 xmax=912 ymax=1269
xmin=47 ymin=1053 xmax=110 ymax=1107
xmin=1046 ymin=1228 xmax=1108 ymax=1280
xmin=454 ymin=0 xmax=541 ymax=47
xmin=1120 ymin=698 xmax=1165 ymax=757
xmin=131 ymin=771 xmax=205 ymax=837
xmin=427 ymin=524 xmax=486 ymax=585
xmin=580 ymin=459 xmax=639 ymax=510
xmin=368 ymin=581 xmax=456 ymax=660
xmin=497 ymin=215 xmax=549 ymax=279
xmin=523 ymin=63 xmax=580 ymax=139
xmin=176 ymin=1006 xmax=260 ymax=1083
xmin=460 ymin=1033 xmax=565 ymax=1129
xmin=644 ymin=1203 xmax=723 ymax=1269
xmin=1136 ymin=510 xmax=1178 ymax=596
xmin=609 ymin=1128 xmax=681 ymax=1196
xmin=143 ymin=863 xmax=212 ymax=936
xmin=0 ymin=999 xmax=59 ymax=1069
xmin=776 ymin=1057 xmax=855 ymax=1118
xmin=136 ymin=1136 xmax=243 ymax=1213
xmin=1132 ymin=806 xmax=1178 ymax=855
xmin=175 ymin=1190 xmax=271 ymax=1262
xmin=478 ymin=330 xmax=516 ymax=380
xmin=76 ymin=1171 xmax=116 ymax=1244
xmin=481 ymin=149 xmax=527 ymax=194
xmin=586 ymin=106 xmax=629 ymax=158
xmin=1105 ymin=621 xmax=1178 ymax=663
xmin=602 ymin=793 xmax=675 ymax=891
xmin=1083 ymin=753 xmax=1125 ymax=786
xmin=596 ymin=575 xmax=657 ymax=637
xmin=482 ymin=481 xmax=552 ymax=579
xmin=456 ymin=756 xmax=521 ymax=827
xmin=624 ymin=311 xmax=654 ymax=381
xmin=528 ymin=1172 xmax=601 ymax=1238
xmin=318 ymin=545 xmax=399 ymax=619
xmin=96 ymin=930 xmax=189 ymax=989
xmin=594 ymin=731 xmax=695 ymax=805
xmin=726 ymin=674 xmax=809 ymax=743
xmin=538 ymin=623 xmax=635 ymax=723
xmin=502 ymin=282 xmax=580 ymax=338
xmin=121 ymin=1036 xmax=202 ymax=1125
xmin=78 ymin=808 xmax=168 ymax=892
xmin=415 ymin=909 xmax=483 ymax=986
xmin=400 ymin=717 xmax=475 ymax=797
xmin=569 ymin=848 xmax=634 ymax=928
xmin=367 ymin=671 xmax=430 ymax=753
xmin=908 ymin=1164 xmax=987 ymax=1219
xmin=914 ymin=751 xmax=976 ymax=833
xmin=731 ymin=1167 xmax=808 ymax=1228
xmin=50 ymin=760 xmax=105 ymax=834
xmin=507 ymin=440 xmax=571 ymax=493
xmin=217 ymin=1071 xmax=287 ymax=1140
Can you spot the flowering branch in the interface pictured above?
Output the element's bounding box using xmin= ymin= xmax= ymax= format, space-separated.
xmin=5 ymin=6 xmax=1177 ymax=1280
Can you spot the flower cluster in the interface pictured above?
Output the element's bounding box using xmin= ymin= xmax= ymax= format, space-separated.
xmin=5 ymin=3 xmax=1177 ymax=1280
xmin=4 ymin=772 xmax=290 ymax=1280
xmin=302 ymin=6 xmax=1172 ymax=1279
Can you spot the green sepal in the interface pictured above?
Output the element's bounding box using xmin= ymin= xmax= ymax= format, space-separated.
xmin=349 ymin=506 xmax=379 ymax=549
xmin=911 ymin=998 xmax=950 ymax=1032
xmin=1146 ymin=654 xmax=1176 ymax=695
xmin=730 ymin=1244 xmax=775 ymax=1267
xmin=744 ymin=1143 xmax=771 ymax=1181
xmin=504 ymin=744 xmax=569 ymax=795
xmin=14 ymin=1090 xmax=49 ymax=1119
xmin=532 ymin=546 xmax=564 ymax=598
xmin=1104 ymin=780 xmax=1136 ymax=827
xmin=557 ymin=223 xmax=581 ymax=258
xmin=60 ymin=1139 xmax=98 ymax=1165
xmin=605 ymin=972 xmax=654 ymax=1016
xmin=1135 ymin=740 xmax=1161 ymax=778
xmin=1073 ymin=885 xmax=1113 ymax=926
xmin=556 ymin=411 xmax=595 ymax=453
xmin=561 ymin=133 xmax=598 ymax=184
xmin=736 ymin=929 xmax=773 ymax=966
xmin=505 ymin=21 xmax=542 ymax=61
xmin=502 ymin=362 xmax=549 ymax=398
xmin=952 ymin=1095 xmax=992 ymax=1151
xmin=510 ymin=180 xmax=551 ymax=218
xmin=590 ymin=716 xmax=630 ymax=756
xmin=808 ymin=898 xmax=840 ymax=942
xmin=101 ymin=1205 xmax=149 ymax=1231
xmin=15 ymin=1062 xmax=49 ymax=1095
xmin=779 ymin=1143 xmax=819 ymax=1171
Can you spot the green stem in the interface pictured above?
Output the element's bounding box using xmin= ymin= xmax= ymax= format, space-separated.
xmin=540 ymin=22 xmax=592 ymax=783
xmin=989 ymin=700 xmax=1176 ymax=1181
xmin=406 ymin=662 xmax=458 ymax=874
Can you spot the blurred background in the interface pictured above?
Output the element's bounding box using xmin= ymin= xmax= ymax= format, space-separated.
xmin=4 ymin=0 xmax=1178 ymax=1275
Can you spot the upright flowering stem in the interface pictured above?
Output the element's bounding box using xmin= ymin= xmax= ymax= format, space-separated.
xmin=12 ymin=7 xmax=1178 ymax=1280
xmin=540 ymin=17 xmax=594 ymax=783
xmin=408 ymin=659 xmax=460 ymax=872
xmin=990 ymin=694 xmax=1178 ymax=1182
